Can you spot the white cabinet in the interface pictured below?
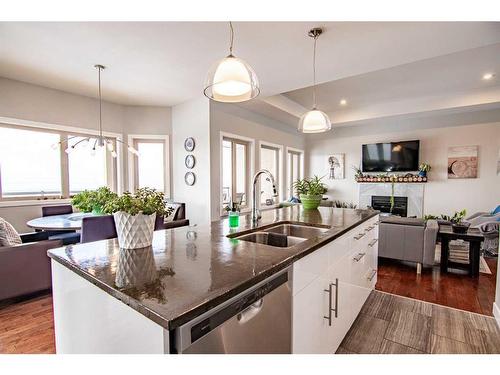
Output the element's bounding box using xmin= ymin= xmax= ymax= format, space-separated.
xmin=292 ymin=215 xmax=379 ymax=354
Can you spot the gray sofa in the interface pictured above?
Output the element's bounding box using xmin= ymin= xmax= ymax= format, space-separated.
xmin=378 ymin=216 xmax=439 ymax=273
xmin=0 ymin=232 xmax=62 ymax=301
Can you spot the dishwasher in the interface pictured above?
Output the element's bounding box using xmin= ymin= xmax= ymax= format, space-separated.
xmin=174 ymin=268 xmax=291 ymax=354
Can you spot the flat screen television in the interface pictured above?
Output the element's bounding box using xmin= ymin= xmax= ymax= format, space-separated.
xmin=362 ymin=140 xmax=420 ymax=172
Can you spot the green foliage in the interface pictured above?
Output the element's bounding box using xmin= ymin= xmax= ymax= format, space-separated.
xmin=352 ymin=165 xmax=363 ymax=178
xmin=423 ymin=214 xmax=439 ymax=221
xmin=333 ymin=200 xmax=357 ymax=209
xmin=293 ymin=175 xmax=327 ymax=196
xmin=72 ymin=186 xmax=118 ymax=213
xmin=449 ymin=209 xmax=467 ymax=224
xmin=418 ymin=163 xmax=432 ymax=172
xmin=103 ymin=188 xmax=173 ymax=217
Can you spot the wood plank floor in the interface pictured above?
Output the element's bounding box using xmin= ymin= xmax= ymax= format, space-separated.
xmin=376 ymin=256 xmax=498 ymax=316
xmin=0 ymin=291 xmax=55 ymax=354
xmin=337 ymin=291 xmax=500 ymax=354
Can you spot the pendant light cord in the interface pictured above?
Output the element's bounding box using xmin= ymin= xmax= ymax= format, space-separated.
xmin=312 ymin=34 xmax=318 ymax=109
xmin=97 ymin=66 xmax=103 ymax=140
xmin=229 ymin=21 xmax=234 ymax=56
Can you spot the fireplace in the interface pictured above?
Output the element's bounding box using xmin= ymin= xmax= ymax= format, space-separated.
xmin=371 ymin=195 xmax=408 ymax=217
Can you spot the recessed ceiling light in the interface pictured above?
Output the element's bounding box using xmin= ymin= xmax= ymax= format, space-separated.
xmin=482 ymin=73 xmax=495 ymax=80
xmin=340 ymin=99 xmax=347 ymax=106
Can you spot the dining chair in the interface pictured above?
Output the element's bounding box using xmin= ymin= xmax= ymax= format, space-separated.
xmin=80 ymin=215 xmax=117 ymax=244
xmin=40 ymin=204 xmax=80 ymax=245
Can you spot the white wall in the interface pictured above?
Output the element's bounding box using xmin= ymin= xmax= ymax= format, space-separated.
xmin=0 ymin=77 xmax=171 ymax=231
xmin=306 ymin=116 xmax=500 ymax=217
xmin=209 ymin=103 xmax=305 ymax=221
xmin=171 ymin=96 xmax=211 ymax=226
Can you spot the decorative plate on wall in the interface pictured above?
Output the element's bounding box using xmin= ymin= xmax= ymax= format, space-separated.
xmin=184 ymin=137 xmax=195 ymax=152
xmin=185 ymin=154 xmax=196 ymax=169
xmin=185 ymin=172 xmax=196 ymax=186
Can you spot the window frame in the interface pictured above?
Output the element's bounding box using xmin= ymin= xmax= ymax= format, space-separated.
xmin=258 ymin=141 xmax=284 ymax=208
xmin=127 ymin=134 xmax=170 ymax=196
xmin=219 ymin=132 xmax=254 ymax=216
xmin=0 ymin=117 xmax=123 ymax=202
xmin=286 ymin=146 xmax=304 ymax=199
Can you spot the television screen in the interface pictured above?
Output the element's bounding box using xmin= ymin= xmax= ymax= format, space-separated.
xmin=362 ymin=140 xmax=420 ymax=172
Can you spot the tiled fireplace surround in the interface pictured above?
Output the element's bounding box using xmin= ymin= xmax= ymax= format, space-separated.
xmin=358 ymin=183 xmax=424 ymax=218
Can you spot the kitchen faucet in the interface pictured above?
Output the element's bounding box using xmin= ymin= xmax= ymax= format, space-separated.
xmin=252 ymin=169 xmax=278 ymax=223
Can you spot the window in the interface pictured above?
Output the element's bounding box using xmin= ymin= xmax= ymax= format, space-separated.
xmin=287 ymin=149 xmax=303 ymax=198
xmin=0 ymin=126 xmax=62 ymax=197
xmin=222 ymin=137 xmax=250 ymax=209
xmin=259 ymin=144 xmax=280 ymax=205
xmin=131 ymin=138 xmax=166 ymax=192
xmin=0 ymin=123 xmax=118 ymax=200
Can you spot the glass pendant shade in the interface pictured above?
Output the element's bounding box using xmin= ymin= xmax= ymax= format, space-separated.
xmin=204 ymin=55 xmax=260 ymax=103
xmin=298 ymin=108 xmax=332 ymax=133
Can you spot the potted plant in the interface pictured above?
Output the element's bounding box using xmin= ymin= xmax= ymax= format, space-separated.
xmin=72 ymin=186 xmax=118 ymax=214
xmin=293 ymin=175 xmax=327 ymax=210
xmin=449 ymin=209 xmax=469 ymax=233
xmin=352 ymin=165 xmax=363 ymax=181
xmin=418 ymin=163 xmax=431 ymax=177
xmin=103 ymin=188 xmax=173 ymax=249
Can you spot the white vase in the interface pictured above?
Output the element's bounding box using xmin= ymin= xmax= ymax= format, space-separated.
xmin=113 ymin=211 xmax=156 ymax=249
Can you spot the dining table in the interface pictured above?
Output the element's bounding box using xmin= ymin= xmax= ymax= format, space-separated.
xmin=26 ymin=212 xmax=94 ymax=231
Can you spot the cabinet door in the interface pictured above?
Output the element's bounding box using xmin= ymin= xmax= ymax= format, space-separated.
xmin=292 ymin=273 xmax=333 ymax=354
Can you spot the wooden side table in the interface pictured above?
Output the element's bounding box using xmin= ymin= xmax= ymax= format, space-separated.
xmin=438 ymin=225 xmax=484 ymax=277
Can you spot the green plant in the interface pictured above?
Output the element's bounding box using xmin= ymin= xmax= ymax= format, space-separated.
xmin=419 ymin=163 xmax=432 ymax=173
xmin=449 ymin=209 xmax=467 ymax=225
xmin=72 ymin=186 xmax=118 ymax=213
xmin=292 ymin=176 xmax=327 ymax=196
xmin=352 ymin=165 xmax=363 ymax=179
xmin=424 ymin=214 xmax=439 ymax=221
xmin=103 ymin=188 xmax=173 ymax=217
xmin=333 ymin=200 xmax=357 ymax=209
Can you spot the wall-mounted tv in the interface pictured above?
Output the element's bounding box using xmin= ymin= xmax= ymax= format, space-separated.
xmin=362 ymin=140 xmax=420 ymax=172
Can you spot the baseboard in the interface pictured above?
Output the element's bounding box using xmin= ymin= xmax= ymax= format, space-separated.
xmin=493 ymin=302 xmax=500 ymax=329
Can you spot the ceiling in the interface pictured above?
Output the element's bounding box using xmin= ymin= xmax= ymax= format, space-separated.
xmin=1 ymin=22 xmax=500 ymax=108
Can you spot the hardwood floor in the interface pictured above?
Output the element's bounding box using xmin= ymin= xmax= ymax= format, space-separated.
xmin=376 ymin=256 xmax=498 ymax=316
xmin=0 ymin=291 xmax=55 ymax=354
xmin=337 ymin=291 xmax=500 ymax=354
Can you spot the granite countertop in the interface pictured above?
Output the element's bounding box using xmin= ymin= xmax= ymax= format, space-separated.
xmin=47 ymin=206 xmax=378 ymax=330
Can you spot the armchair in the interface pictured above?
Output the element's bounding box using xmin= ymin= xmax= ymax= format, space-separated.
xmin=0 ymin=231 xmax=62 ymax=301
xmin=479 ymin=221 xmax=499 ymax=256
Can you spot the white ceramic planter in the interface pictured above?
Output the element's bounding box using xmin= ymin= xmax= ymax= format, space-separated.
xmin=113 ymin=211 xmax=156 ymax=249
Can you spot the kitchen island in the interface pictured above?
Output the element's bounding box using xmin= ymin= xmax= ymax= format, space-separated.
xmin=48 ymin=206 xmax=379 ymax=354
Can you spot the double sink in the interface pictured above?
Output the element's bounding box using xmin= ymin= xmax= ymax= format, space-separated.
xmin=228 ymin=222 xmax=330 ymax=249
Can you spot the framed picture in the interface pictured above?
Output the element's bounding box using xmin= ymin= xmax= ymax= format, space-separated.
xmin=448 ymin=146 xmax=478 ymax=179
xmin=184 ymin=137 xmax=195 ymax=152
xmin=328 ymin=154 xmax=345 ymax=179
xmin=185 ymin=154 xmax=196 ymax=169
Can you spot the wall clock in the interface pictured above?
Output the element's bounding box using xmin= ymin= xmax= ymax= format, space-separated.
xmin=185 ymin=154 xmax=196 ymax=169
xmin=184 ymin=137 xmax=195 ymax=152
xmin=185 ymin=172 xmax=196 ymax=186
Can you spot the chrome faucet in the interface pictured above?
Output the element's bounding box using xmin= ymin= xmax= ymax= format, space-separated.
xmin=252 ymin=169 xmax=278 ymax=223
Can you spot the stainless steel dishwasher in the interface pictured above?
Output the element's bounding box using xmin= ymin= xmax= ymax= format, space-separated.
xmin=174 ymin=269 xmax=291 ymax=354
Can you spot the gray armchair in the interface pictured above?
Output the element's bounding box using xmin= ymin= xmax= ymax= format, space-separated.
xmin=0 ymin=231 xmax=62 ymax=301
xmin=378 ymin=217 xmax=439 ymax=273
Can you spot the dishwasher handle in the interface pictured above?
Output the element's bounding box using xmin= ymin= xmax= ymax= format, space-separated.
xmin=237 ymin=299 xmax=263 ymax=324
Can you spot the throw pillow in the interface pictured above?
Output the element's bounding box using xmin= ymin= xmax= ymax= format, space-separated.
xmin=0 ymin=217 xmax=22 ymax=246
xmin=492 ymin=205 xmax=500 ymax=215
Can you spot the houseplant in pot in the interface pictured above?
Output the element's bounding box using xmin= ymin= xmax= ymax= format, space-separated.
xmin=418 ymin=163 xmax=431 ymax=177
xmin=103 ymin=188 xmax=172 ymax=249
xmin=293 ymin=175 xmax=327 ymax=210
xmin=72 ymin=186 xmax=117 ymax=214
xmin=449 ymin=209 xmax=469 ymax=233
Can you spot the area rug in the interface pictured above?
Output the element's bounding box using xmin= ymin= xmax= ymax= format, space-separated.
xmin=434 ymin=242 xmax=492 ymax=275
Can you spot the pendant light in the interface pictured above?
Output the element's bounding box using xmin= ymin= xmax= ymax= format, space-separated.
xmin=54 ymin=65 xmax=139 ymax=158
xmin=298 ymin=28 xmax=332 ymax=133
xmin=204 ymin=22 xmax=260 ymax=103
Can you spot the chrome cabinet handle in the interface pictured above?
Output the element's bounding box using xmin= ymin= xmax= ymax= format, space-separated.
xmin=354 ymin=232 xmax=366 ymax=240
xmin=367 ymin=269 xmax=377 ymax=281
xmin=323 ymin=278 xmax=339 ymax=326
xmin=368 ymin=239 xmax=378 ymax=247
xmin=353 ymin=252 xmax=366 ymax=262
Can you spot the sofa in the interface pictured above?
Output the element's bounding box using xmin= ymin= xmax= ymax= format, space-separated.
xmin=378 ymin=216 xmax=439 ymax=273
xmin=0 ymin=231 xmax=62 ymax=301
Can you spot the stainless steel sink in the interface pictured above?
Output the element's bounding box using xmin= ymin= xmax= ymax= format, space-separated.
xmin=263 ymin=223 xmax=329 ymax=239
xmin=229 ymin=222 xmax=330 ymax=248
xmin=235 ymin=232 xmax=306 ymax=248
